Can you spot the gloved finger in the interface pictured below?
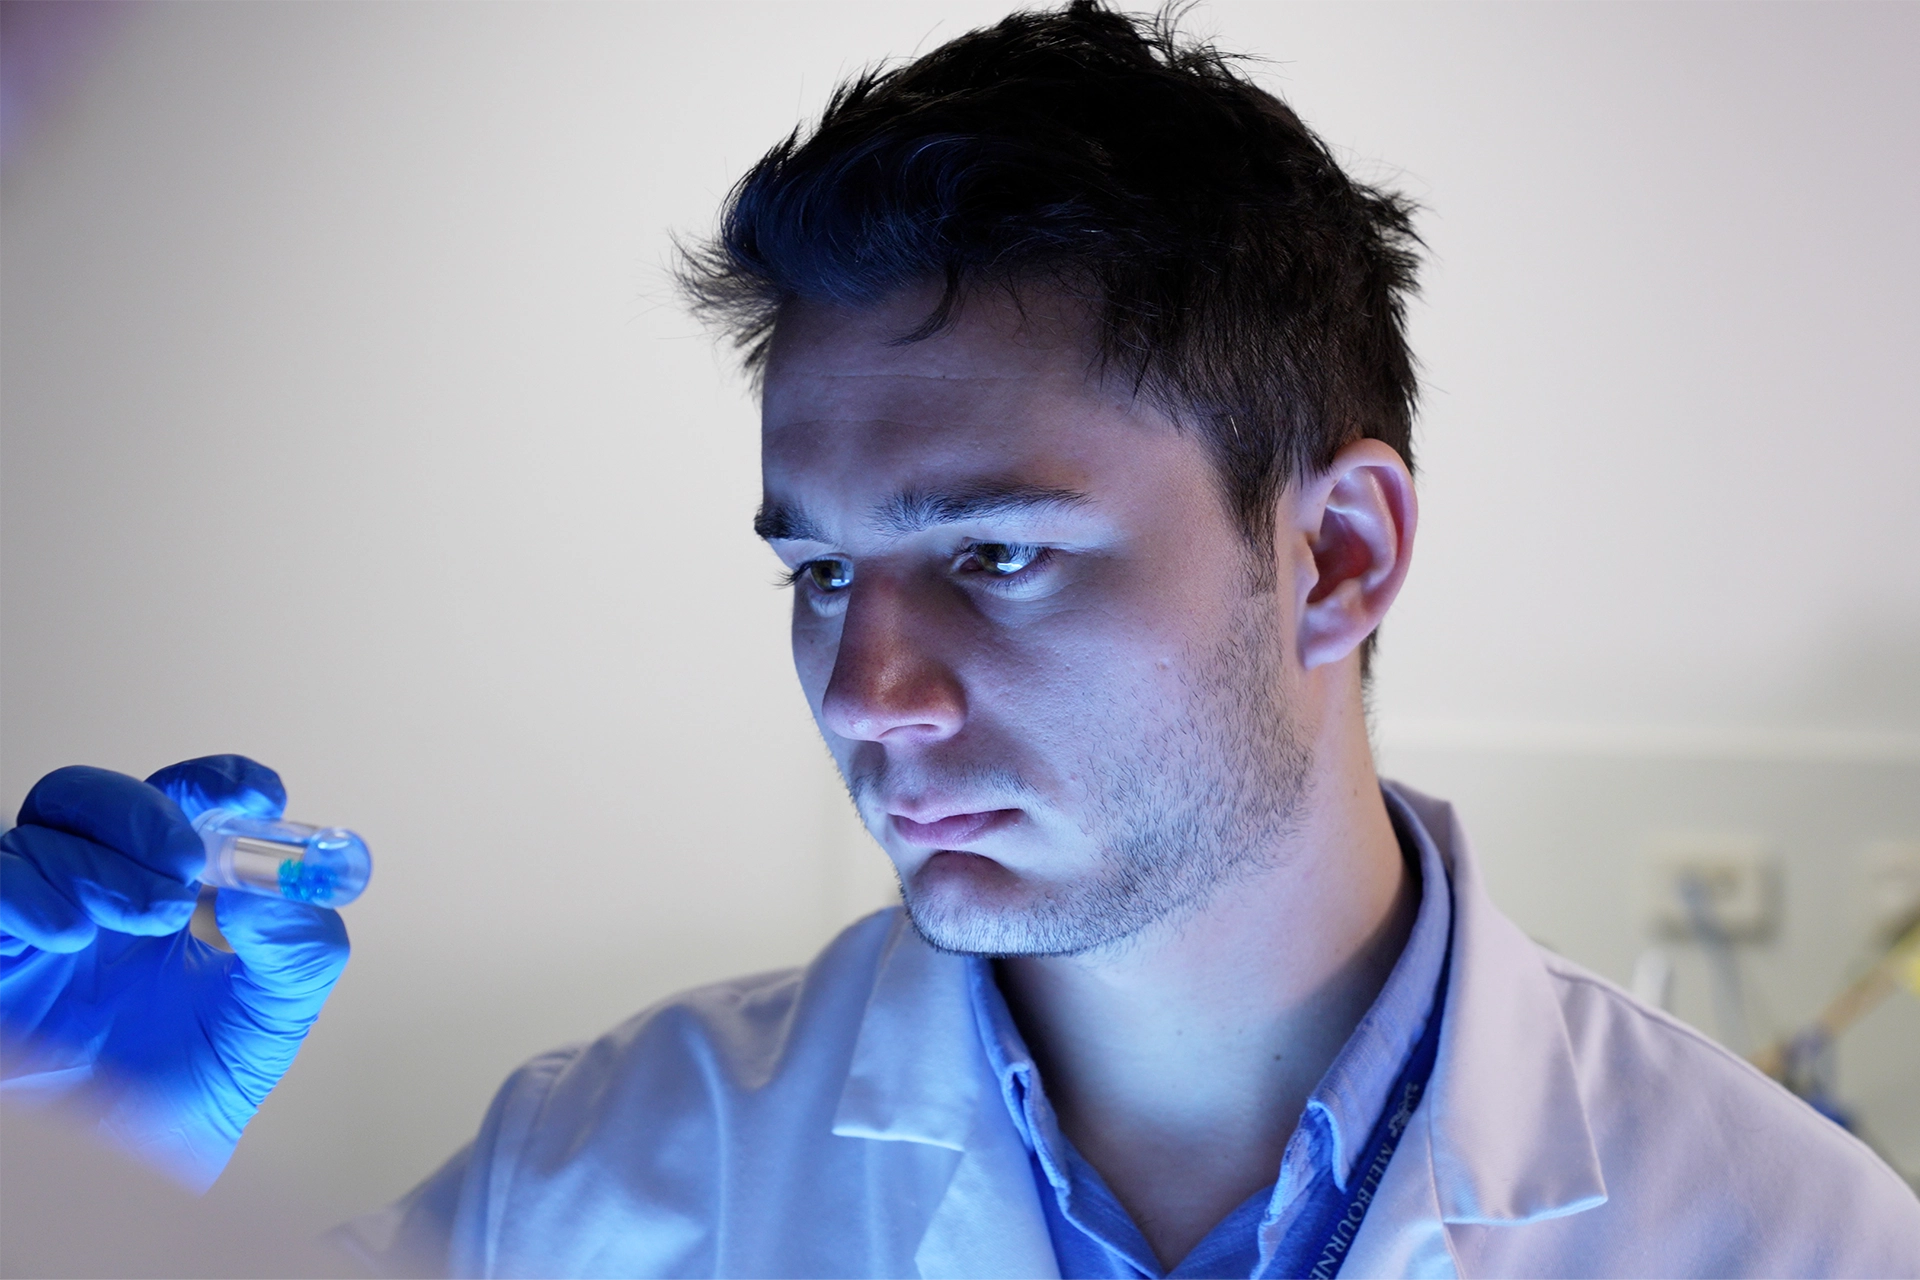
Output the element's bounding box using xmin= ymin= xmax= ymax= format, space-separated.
xmin=2 ymin=825 xmax=199 ymax=937
xmin=198 ymin=892 xmax=348 ymax=1114
xmin=215 ymin=890 xmax=350 ymax=1025
xmin=145 ymin=755 xmax=287 ymax=823
xmin=0 ymin=847 xmax=99 ymax=952
xmin=15 ymin=767 xmax=203 ymax=884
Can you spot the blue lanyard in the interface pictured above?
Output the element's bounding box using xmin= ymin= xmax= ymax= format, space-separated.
xmin=1295 ymin=927 xmax=1453 ymax=1280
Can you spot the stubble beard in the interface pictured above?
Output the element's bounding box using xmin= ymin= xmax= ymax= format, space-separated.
xmin=859 ymin=599 xmax=1313 ymax=959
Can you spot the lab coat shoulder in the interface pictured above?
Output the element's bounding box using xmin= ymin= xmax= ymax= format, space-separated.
xmin=1380 ymin=782 xmax=1920 ymax=1280
xmin=339 ymin=908 xmax=1010 ymax=1280
xmin=1462 ymin=950 xmax=1920 ymax=1278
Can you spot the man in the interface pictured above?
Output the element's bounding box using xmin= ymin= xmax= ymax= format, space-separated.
xmin=3 ymin=4 xmax=1917 ymax=1276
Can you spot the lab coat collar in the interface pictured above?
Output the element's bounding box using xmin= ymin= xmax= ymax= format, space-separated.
xmin=832 ymin=914 xmax=1060 ymax=1278
xmin=1388 ymin=781 xmax=1610 ymax=1227
xmin=831 ymin=912 xmax=980 ymax=1151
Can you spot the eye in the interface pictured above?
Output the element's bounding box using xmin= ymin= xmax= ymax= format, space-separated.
xmin=960 ymin=542 xmax=1045 ymax=577
xmin=798 ymin=557 xmax=853 ymax=592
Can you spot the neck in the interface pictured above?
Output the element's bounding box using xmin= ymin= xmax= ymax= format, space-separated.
xmin=993 ymin=699 xmax=1416 ymax=1266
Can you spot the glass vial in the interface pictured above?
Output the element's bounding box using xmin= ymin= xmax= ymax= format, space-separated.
xmin=193 ymin=809 xmax=372 ymax=907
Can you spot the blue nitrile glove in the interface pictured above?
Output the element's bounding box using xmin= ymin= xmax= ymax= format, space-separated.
xmin=0 ymin=755 xmax=349 ymax=1191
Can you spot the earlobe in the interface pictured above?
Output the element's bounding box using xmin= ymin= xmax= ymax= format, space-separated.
xmin=1295 ymin=440 xmax=1417 ymax=671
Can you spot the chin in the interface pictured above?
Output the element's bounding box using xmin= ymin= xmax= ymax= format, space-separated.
xmin=899 ymin=852 xmax=1129 ymax=958
xmin=902 ymin=897 xmax=1049 ymax=957
xmin=900 ymin=852 xmax=1046 ymax=955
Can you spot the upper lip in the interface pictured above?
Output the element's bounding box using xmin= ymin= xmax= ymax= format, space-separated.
xmin=882 ymin=795 xmax=1004 ymax=824
xmin=888 ymin=807 xmax=1017 ymax=848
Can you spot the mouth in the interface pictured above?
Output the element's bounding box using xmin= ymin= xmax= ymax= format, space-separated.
xmin=888 ymin=808 xmax=1020 ymax=848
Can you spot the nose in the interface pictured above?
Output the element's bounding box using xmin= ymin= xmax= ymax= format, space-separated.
xmin=818 ymin=574 xmax=966 ymax=745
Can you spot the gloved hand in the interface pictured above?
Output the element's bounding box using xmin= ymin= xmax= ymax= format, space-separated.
xmin=0 ymin=755 xmax=349 ymax=1191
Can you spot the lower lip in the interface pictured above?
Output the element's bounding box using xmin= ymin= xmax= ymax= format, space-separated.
xmin=890 ymin=809 xmax=1017 ymax=847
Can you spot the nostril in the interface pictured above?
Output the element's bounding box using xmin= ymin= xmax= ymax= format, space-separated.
xmin=821 ymin=663 xmax=966 ymax=744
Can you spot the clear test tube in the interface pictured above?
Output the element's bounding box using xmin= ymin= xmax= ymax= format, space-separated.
xmin=193 ymin=809 xmax=372 ymax=907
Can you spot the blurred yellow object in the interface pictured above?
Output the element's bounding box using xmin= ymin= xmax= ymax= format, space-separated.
xmin=1753 ymin=916 xmax=1920 ymax=1082
xmin=1900 ymin=927 xmax=1920 ymax=998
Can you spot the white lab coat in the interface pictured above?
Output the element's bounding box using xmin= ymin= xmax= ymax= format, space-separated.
xmin=346 ymin=784 xmax=1920 ymax=1277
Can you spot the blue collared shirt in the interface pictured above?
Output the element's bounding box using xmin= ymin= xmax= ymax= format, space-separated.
xmin=966 ymin=787 xmax=1453 ymax=1279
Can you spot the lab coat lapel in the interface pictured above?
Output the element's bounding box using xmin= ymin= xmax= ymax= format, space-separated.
xmin=831 ymin=913 xmax=1058 ymax=1279
xmin=832 ymin=915 xmax=977 ymax=1150
xmin=1421 ymin=789 xmax=1608 ymax=1227
xmin=1338 ymin=1096 xmax=1460 ymax=1279
xmin=912 ymin=1079 xmax=1061 ymax=1279
xmin=1367 ymin=787 xmax=1609 ymax=1245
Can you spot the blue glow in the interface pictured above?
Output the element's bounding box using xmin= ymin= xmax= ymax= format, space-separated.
xmin=277 ymin=858 xmax=341 ymax=904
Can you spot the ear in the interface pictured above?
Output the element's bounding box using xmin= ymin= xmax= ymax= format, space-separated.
xmin=1292 ymin=439 xmax=1418 ymax=671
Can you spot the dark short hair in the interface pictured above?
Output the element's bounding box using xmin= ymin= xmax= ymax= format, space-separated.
xmin=682 ymin=0 xmax=1421 ymax=654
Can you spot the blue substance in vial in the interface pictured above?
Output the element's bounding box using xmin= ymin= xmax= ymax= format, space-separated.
xmin=277 ymin=858 xmax=341 ymax=904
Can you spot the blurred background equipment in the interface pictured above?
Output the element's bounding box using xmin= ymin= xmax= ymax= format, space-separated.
xmin=1752 ymin=914 xmax=1920 ymax=1135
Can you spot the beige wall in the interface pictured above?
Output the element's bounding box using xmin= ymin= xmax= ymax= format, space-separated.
xmin=4 ymin=1 xmax=1915 ymax=1234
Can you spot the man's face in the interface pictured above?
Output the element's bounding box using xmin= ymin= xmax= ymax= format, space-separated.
xmin=760 ymin=286 xmax=1311 ymax=957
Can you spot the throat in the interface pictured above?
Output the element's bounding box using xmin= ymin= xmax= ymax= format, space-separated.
xmin=987 ymin=806 xmax=1421 ymax=1269
xmin=1004 ymin=977 xmax=1352 ymax=1269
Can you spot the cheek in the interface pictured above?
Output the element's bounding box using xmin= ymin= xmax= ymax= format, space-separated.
xmin=963 ymin=606 xmax=1188 ymax=751
xmin=964 ymin=553 xmax=1255 ymax=758
xmin=1028 ymin=561 xmax=1212 ymax=678
xmin=789 ymin=602 xmax=840 ymax=710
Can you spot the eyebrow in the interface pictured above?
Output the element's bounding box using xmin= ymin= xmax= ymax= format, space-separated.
xmin=752 ymin=501 xmax=827 ymax=543
xmin=754 ymin=480 xmax=1092 ymax=543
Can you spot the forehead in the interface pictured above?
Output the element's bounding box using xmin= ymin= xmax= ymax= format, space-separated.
xmin=759 ymin=285 xmax=1177 ymax=490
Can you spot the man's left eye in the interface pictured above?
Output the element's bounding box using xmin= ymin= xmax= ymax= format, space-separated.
xmin=961 ymin=543 xmax=1044 ymax=576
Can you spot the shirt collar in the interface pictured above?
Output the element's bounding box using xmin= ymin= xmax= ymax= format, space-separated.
xmin=1311 ymin=785 xmax=1453 ymax=1188
xmin=1386 ymin=781 xmax=1609 ymax=1226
